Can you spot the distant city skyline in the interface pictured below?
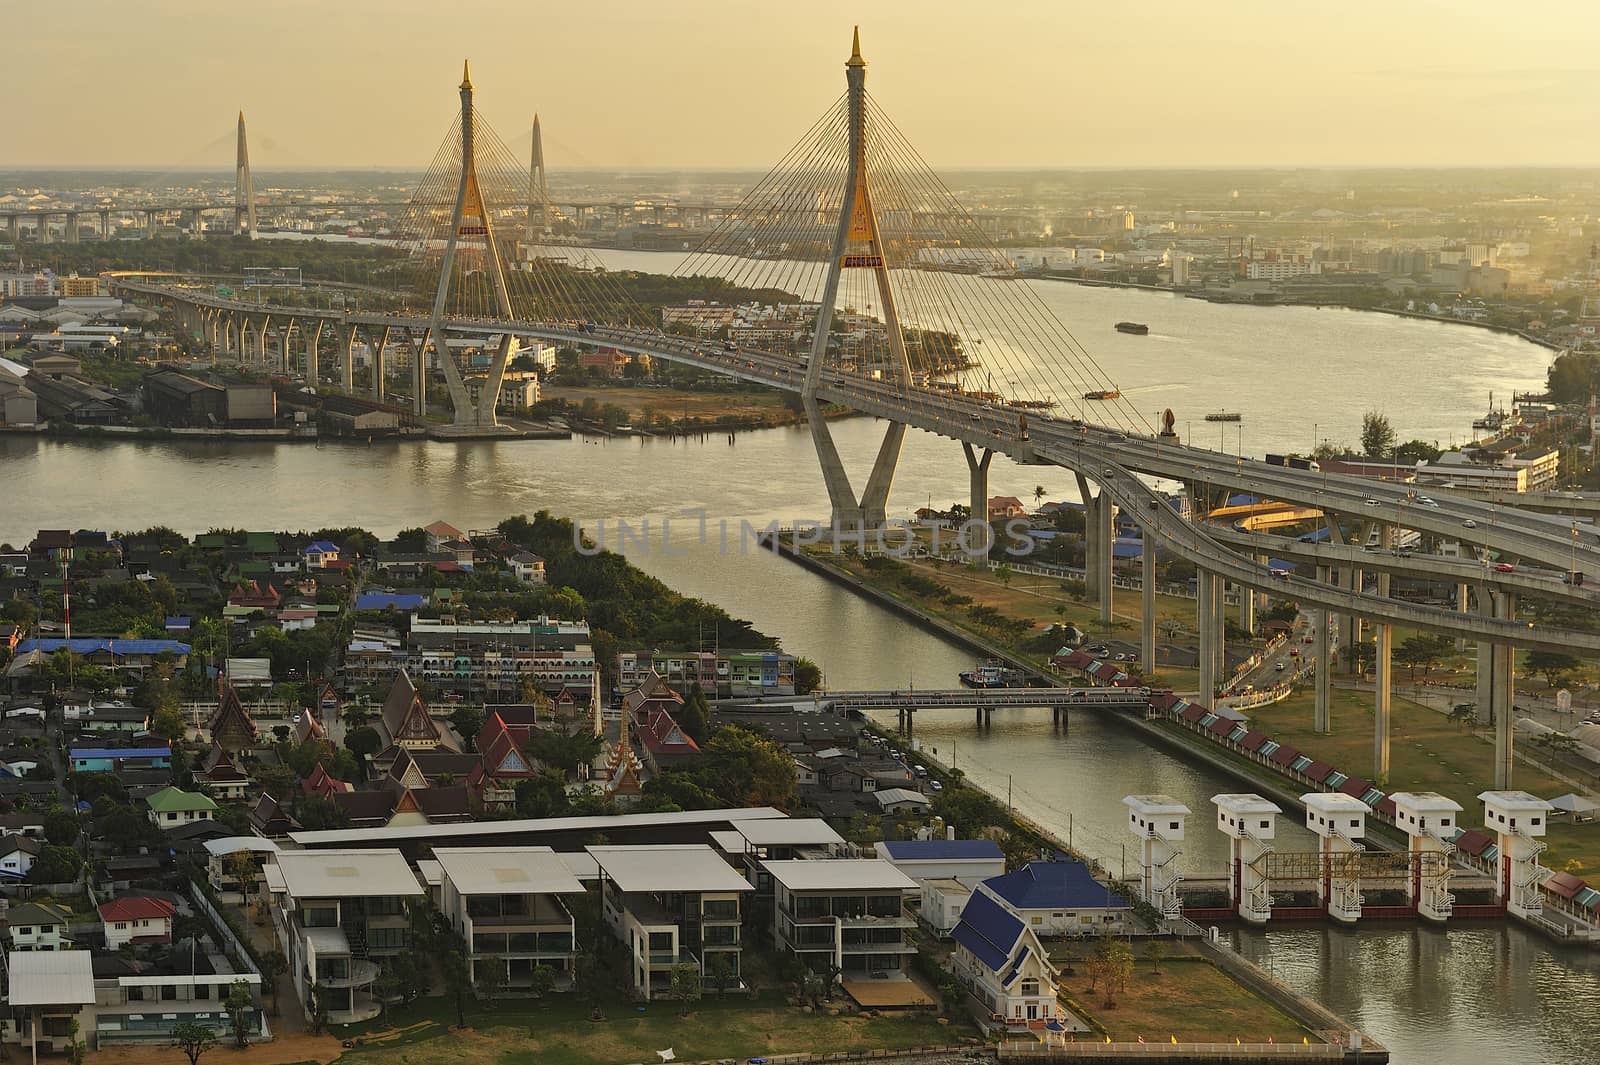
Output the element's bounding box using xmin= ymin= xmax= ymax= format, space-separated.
xmin=15 ymin=1 xmax=1600 ymax=170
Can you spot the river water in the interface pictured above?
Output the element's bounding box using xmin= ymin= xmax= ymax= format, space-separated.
xmin=5 ymin=277 xmax=1591 ymax=1062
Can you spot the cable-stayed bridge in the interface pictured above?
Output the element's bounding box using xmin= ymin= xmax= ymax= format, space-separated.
xmin=102 ymin=32 xmax=1600 ymax=796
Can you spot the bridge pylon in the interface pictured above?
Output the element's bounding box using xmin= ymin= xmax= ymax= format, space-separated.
xmin=235 ymin=112 xmax=258 ymax=238
xmin=799 ymin=29 xmax=910 ymax=531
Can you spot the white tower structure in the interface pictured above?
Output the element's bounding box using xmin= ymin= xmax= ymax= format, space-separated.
xmin=1388 ymin=791 xmax=1462 ymax=922
xmin=1212 ymin=793 xmax=1280 ymax=924
xmin=1123 ymin=794 xmax=1190 ymax=919
xmin=1303 ymin=792 xmax=1368 ymax=924
xmin=1479 ymin=790 xmax=1553 ymax=920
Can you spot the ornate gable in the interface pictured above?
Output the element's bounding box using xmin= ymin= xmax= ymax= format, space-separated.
xmin=209 ymin=682 xmax=259 ymax=753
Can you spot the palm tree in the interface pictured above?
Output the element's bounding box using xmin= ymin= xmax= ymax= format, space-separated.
xmin=1034 ymin=485 xmax=1047 ymax=507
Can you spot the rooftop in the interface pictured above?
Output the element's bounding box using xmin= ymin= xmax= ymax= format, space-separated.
xmin=1122 ymin=794 xmax=1191 ymax=816
xmin=982 ymin=860 xmax=1129 ymax=912
xmin=587 ymin=845 xmax=754 ymax=895
xmin=1303 ymin=791 xmax=1371 ymax=813
xmin=432 ymin=846 xmax=585 ymax=896
xmin=289 ymin=806 xmax=786 ymax=847
xmin=146 ymin=786 xmax=219 ymax=813
xmin=1212 ymin=793 xmax=1282 ymax=816
xmin=735 ymin=817 xmax=845 ymax=848
xmin=1479 ymin=790 xmax=1554 ymax=812
xmin=876 ymin=839 xmax=1004 ymax=862
xmin=762 ymin=858 xmax=918 ymax=893
xmin=1388 ymin=791 xmax=1464 ymax=813
xmin=6 ymin=949 xmax=94 ymax=1006
xmin=273 ymin=849 xmax=425 ymax=899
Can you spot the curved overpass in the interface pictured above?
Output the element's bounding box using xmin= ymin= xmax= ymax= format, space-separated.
xmin=109 ymin=275 xmax=1600 ymax=652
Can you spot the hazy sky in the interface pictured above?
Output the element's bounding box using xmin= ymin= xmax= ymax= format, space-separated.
xmin=15 ymin=0 xmax=1600 ymax=170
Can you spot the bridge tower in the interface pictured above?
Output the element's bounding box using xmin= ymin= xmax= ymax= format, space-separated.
xmin=800 ymin=29 xmax=910 ymax=531
xmin=235 ymin=112 xmax=258 ymax=238
xmin=415 ymin=62 xmax=519 ymax=430
xmin=527 ymin=114 xmax=551 ymax=242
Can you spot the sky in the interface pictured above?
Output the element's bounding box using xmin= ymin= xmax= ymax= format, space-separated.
xmin=13 ymin=0 xmax=1600 ymax=170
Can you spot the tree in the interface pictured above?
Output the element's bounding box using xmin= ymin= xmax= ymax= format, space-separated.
xmin=475 ymin=954 xmax=507 ymax=1003
xmin=224 ymin=979 xmax=254 ymax=1048
xmin=170 ymin=1022 xmax=219 ymax=1065
xmin=1527 ymin=650 xmax=1580 ymax=688
xmin=668 ymin=961 xmax=703 ymax=1016
xmin=933 ymin=785 xmax=1004 ymax=838
xmin=43 ymin=809 xmax=80 ymax=847
xmin=439 ymin=930 xmax=471 ymax=1028
xmin=704 ymin=952 xmax=736 ymax=998
xmin=1394 ymin=439 xmax=1442 ymax=465
xmin=149 ymin=705 xmax=187 ymax=744
xmin=451 ymin=704 xmax=486 ymax=750
xmin=63 ymin=1019 xmax=85 ymax=1065
xmin=30 ymin=844 xmax=82 ymax=884
xmin=1360 ymin=410 xmax=1396 ymax=458
xmin=999 ymin=830 xmax=1036 ymax=872
xmin=528 ymin=964 xmax=557 ymax=999
xmin=1034 ymin=485 xmax=1047 ymax=506
xmin=794 ymin=657 xmax=823 ymax=695
xmin=258 ymin=949 xmax=287 ymax=1015
xmin=1091 ymin=937 xmax=1135 ymax=1008
xmin=344 ymin=725 xmax=381 ymax=760
xmin=1143 ymin=939 xmax=1165 ymax=974
xmin=678 ymin=682 xmax=711 ymax=746
xmin=701 ymin=725 xmax=797 ymax=809
xmin=307 ymin=983 xmax=330 ymax=1035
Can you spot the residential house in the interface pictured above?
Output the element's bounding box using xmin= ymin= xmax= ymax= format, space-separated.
xmin=267 ymin=848 xmax=424 ymax=1023
xmin=874 ymin=788 xmax=931 ymax=815
xmin=987 ymin=496 xmax=1026 ymax=522
xmin=98 ymin=896 xmax=176 ymax=949
xmin=0 ymin=834 xmax=40 ymax=880
xmin=145 ymin=786 xmax=219 ymax=829
xmin=203 ymin=836 xmax=281 ymax=895
xmin=765 ymin=859 xmax=918 ymax=982
xmin=302 ymin=541 xmax=342 ymax=569
xmin=6 ymin=901 xmax=74 ymax=950
xmin=68 ymin=745 xmax=172 ymax=774
xmin=508 ymin=551 xmax=546 ymax=585
xmin=590 ymin=844 xmax=752 ymax=1000
xmin=434 ymin=847 xmax=583 ymax=990
xmin=4 ymin=951 xmax=95 ymax=1056
xmin=874 ymin=839 xmax=1006 ymax=888
xmin=977 ymin=860 xmax=1131 ymax=936
xmin=950 ymin=889 xmax=1064 ymax=1031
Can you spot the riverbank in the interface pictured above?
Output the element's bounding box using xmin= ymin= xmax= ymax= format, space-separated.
xmin=1032 ymin=271 xmax=1561 ymax=351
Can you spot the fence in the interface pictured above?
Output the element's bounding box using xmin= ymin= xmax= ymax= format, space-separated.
xmin=1000 ymin=1042 xmax=1343 ymax=1059
xmin=189 ymin=881 xmax=261 ymax=975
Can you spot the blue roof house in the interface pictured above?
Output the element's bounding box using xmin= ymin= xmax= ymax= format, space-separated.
xmin=950 ymin=889 xmax=1064 ymax=1030
xmin=302 ymin=541 xmax=342 ymax=569
xmin=979 ymin=858 xmax=1130 ymax=937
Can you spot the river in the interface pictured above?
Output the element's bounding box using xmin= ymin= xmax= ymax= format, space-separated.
xmin=5 ymin=279 xmax=1590 ymax=1062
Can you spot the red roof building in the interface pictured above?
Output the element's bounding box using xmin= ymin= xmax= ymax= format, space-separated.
xmin=99 ymin=896 xmax=176 ymax=947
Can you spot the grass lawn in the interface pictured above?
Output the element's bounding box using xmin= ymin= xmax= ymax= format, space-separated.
xmin=1051 ymin=956 xmax=1309 ymax=1044
xmin=1249 ymin=689 xmax=1600 ymax=871
xmin=334 ymin=993 xmax=963 ymax=1065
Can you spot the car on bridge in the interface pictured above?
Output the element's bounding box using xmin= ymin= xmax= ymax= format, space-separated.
xmin=1495 ymin=563 xmax=1516 ymax=573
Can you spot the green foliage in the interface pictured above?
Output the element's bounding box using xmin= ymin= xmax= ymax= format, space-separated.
xmin=1360 ymin=410 xmax=1397 ymax=457
xmin=43 ymin=809 xmax=80 ymax=847
xmin=344 ymin=725 xmax=381 ymax=759
xmin=525 ymin=728 xmax=605 ymax=777
xmin=1547 ymin=351 xmax=1598 ymax=404
xmin=224 ymin=979 xmax=255 ymax=1048
xmin=1527 ymin=650 xmax=1581 ymax=688
xmin=933 ymin=785 xmax=1004 ymax=838
xmin=31 ymin=844 xmax=83 ymax=884
xmin=294 ymin=796 xmax=350 ymax=831
xmin=679 ymin=682 xmax=711 ymax=745
xmin=170 ymin=1021 xmax=219 ymax=1065
xmin=451 ymin=704 xmax=486 ymax=749
xmin=668 ymin=961 xmax=703 ymax=1015
xmin=794 ymin=657 xmax=822 ymax=696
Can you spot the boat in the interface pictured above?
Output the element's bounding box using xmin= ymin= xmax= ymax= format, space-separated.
xmin=1204 ymin=411 xmax=1241 ymax=422
xmin=959 ymin=660 xmax=1026 ymax=689
xmin=1473 ymin=392 xmax=1509 ymax=432
xmin=1114 ymin=321 xmax=1149 ymax=335
xmin=1083 ymin=389 xmax=1121 ymax=401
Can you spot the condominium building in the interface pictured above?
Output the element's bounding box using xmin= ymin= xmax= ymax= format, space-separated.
xmin=267 ymin=849 xmax=423 ymax=1023
xmin=616 ymin=649 xmax=797 ymax=697
xmin=433 ymin=847 xmax=584 ymax=991
xmin=764 ymin=858 xmax=918 ymax=979
xmin=589 ymin=844 xmax=752 ymax=1000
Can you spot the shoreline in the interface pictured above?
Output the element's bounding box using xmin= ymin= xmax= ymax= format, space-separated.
xmin=1031 ymin=272 xmax=1562 ymax=351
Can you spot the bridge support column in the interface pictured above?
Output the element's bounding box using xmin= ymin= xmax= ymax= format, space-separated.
xmin=1197 ymin=569 xmax=1217 ymax=701
xmin=65 ymin=212 xmax=79 ymax=244
xmin=1140 ymin=532 xmax=1156 ymax=677
xmin=1454 ymin=582 xmax=1469 ymax=652
xmin=306 ymin=320 xmax=324 ymax=385
xmin=1096 ymin=480 xmax=1113 ymax=627
xmin=144 ymin=209 xmax=157 ymax=237
xmin=371 ymin=327 xmax=390 ymax=402
xmin=1374 ymin=572 xmax=1392 ymax=782
xmin=964 ymin=443 xmax=993 ymax=569
xmin=98 ymin=209 xmax=110 ymax=239
xmin=38 ymin=212 xmax=51 ymax=245
xmin=1314 ymin=565 xmax=1332 ymax=733
xmin=206 ymin=311 xmax=220 ymax=364
xmin=414 ymin=328 xmax=427 ymax=416
xmin=1239 ymin=557 xmax=1256 ymax=635
xmin=5 ymin=216 xmax=17 ymax=243
xmin=339 ymin=324 xmax=355 ymax=393
xmin=1076 ymin=472 xmax=1097 ymax=601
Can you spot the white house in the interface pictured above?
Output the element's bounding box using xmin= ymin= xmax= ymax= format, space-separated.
xmin=6 ymin=902 xmax=73 ymax=951
xmin=873 ymin=787 xmax=931 ymax=815
xmin=976 ymin=859 xmax=1131 ymax=937
xmin=874 ymin=839 xmax=1005 ymax=887
xmin=508 ymin=551 xmax=546 ymax=585
xmin=0 ymin=835 xmax=40 ymax=880
xmin=764 ymin=858 xmax=918 ymax=980
xmin=434 ymin=846 xmax=584 ymax=991
xmin=920 ymin=877 xmax=972 ymax=936
xmin=98 ymin=896 xmax=176 ymax=949
xmin=950 ymin=889 xmax=1064 ymax=1031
